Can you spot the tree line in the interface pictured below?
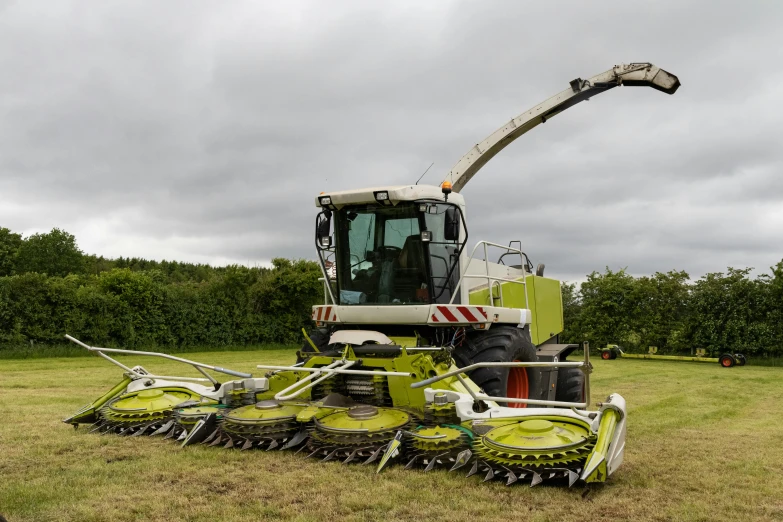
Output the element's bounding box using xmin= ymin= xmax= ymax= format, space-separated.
xmin=0 ymin=227 xmax=322 ymax=349
xmin=1 ymin=226 xmax=781 ymax=356
xmin=560 ymin=265 xmax=783 ymax=356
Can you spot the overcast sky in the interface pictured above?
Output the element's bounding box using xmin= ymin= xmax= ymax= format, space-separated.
xmin=1 ymin=1 xmax=781 ymax=282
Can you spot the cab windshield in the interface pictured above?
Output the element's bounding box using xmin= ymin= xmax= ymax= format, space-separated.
xmin=330 ymin=201 xmax=462 ymax=305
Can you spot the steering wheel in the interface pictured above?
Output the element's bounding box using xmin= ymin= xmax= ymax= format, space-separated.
xmin=376 ymin=245 xmax=402 ymax=261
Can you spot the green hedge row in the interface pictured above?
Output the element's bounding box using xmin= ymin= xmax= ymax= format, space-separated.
xmin=561 ymin=262 xmax=783 ymax=356
xmin=0 ymin=259 xmax=323 ymax=350
xmin=3 ymin=225 xmax=781 ymax=359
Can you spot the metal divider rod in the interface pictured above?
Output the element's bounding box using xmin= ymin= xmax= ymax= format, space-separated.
xmin=476 ymin=394 xmax=588 ymax=409
xmin=195 ymin=366 xmax=218 ymax=386
xmin=64 ymin=335 xmax=252 ymax=379
xmin=276 ymin=360 xmax=358 ymax=401
xmin=94 ymin=350 xmax=138 ymax=375
xmin=132 ymin=374 xmax=212 ymax=383
xmin=272 ymin=360 xmax=345 ymax=401
xmin=257 ymin=365 xmax=411 ymax=377
xmin=456 ymin=374 xmax=479 ymax=401
xmin=65 ymin=335 xmax=137 ymax=374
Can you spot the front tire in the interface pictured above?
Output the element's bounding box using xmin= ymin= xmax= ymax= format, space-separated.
xmin=297 ymin=328 xmax=330 ymax=363
xmin=554 ymin=367 xmax=585 ymax=403
xmin=452 ymin=326 xmax=541 ymax=408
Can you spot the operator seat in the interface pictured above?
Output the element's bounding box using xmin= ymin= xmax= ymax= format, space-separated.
xmin=397 ymin=235 xmax=428 ymax=301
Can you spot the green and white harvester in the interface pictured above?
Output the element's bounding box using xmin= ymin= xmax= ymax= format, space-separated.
xmin=66 ymin=63 xmax=680 ymax=487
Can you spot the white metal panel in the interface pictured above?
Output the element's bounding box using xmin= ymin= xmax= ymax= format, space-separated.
xmin=327 ymin=305 xmax=432 ymax=324
xmin=315 ymin=184 xmax=465 ymax=209
xmin=464 ymin=261 xmax=526 ymax=291
xmin=329 ymin=330 xmax=394 ymax=346
xmin=312 ymin=304 xmax=529 ymax=326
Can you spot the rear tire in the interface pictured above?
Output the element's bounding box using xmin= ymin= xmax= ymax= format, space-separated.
xmin=554 ymin=367 xmax=585 ymax=403
xmin=736 ymin=354 xmax=747 ymax=366
xmin=452 ymin=326 xmax=541 ymax=408
xmin=601 ymin=350 xmax=612 ymax=360
xmin=719 ymin=353 xmax=735 ymax=368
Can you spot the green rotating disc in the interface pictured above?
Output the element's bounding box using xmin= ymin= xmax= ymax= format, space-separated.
xmin=224 ymin=400 xmax=304 ymax=425
xmin=472 ymin=418 xmax=595 ymax=468
xmin=315 ymin=405 xmax=410 ymax=434
xmin=483 ymin=419 xmax=589 ymax=452
xmin=410 ymin=426 xmax=467 ymax=452
xmin=99 ymin=388 xmax=206 ymax=431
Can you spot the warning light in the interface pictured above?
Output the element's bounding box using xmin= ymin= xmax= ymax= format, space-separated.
xmin=441 ymin=181 xmax=452 ymax=201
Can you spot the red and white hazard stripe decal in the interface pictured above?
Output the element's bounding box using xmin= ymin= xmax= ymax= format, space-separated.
xmin=430 ymin=305 xmax=488 ymax=323
xmin=312 ymin=305 xmax=338 ymax=322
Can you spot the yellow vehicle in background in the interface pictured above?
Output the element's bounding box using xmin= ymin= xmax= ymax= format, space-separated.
xmin=600 ymin=344 xmax=746 ymax=367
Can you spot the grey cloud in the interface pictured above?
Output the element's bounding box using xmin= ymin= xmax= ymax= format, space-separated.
xmin=1 ymin=0 xmax=782 ymax=282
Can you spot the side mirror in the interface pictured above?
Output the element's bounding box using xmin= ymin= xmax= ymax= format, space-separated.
xmin=444 ymin=207 xmax=460 ymax=241
xmin=317 ymin=211 xmax=332 ymax=249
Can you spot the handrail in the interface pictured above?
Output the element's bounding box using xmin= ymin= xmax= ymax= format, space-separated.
xmin=412 ymin=343 xmax=592 ymax=409
xmin=64 ymin=335 xmax=253 ymax=385
xmin=411 ymin=360 xmax=584 ymax=388
xmin=449 ymin=240 xmax=529 ymax=309
xmin=318 ymin=277 xmax=334 ymax=305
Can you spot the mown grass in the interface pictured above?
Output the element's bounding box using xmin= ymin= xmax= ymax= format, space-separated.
xmin=1 ymin=351 xmax=782 ymax=522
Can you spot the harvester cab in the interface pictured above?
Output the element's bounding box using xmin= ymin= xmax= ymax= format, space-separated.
xmin=65 ymin=63 xmax=680 ymax=487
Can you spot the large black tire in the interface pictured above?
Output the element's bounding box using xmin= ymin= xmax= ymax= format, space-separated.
xmin=297 ymin=328 xmax=331 ymax=363
xmin=452 ymin=326 xmax=542 ymax=407
xmin=555 ymin=367 xmax=585 ymax=403
xmin=302 ymin=328 xmax=330 ymax=352
xmin=736 ymin=354 xmax=747 ymax=366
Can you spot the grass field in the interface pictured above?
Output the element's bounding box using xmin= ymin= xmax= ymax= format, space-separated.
xmin=1 ymin=350 xmax=783 ymax=522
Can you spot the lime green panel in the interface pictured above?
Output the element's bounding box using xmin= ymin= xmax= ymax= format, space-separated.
xmin=582 ymin=409 xmax=618 ymax=483
xmin=531 ymin=276 xmax=564 ymax=345
xmin=468 ymin=274 xmax=563 ymax=345
xmin=64 ymin=375 xmax=133 ymax=424
xmin=468 ymin=279 xmax=527 ymax=308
